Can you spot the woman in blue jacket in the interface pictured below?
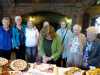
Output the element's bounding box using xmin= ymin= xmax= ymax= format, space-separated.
xmin=12 ymin=16 xmax=26 ymax=59
xmin=0 ymin=17 xmax=12 ymax=59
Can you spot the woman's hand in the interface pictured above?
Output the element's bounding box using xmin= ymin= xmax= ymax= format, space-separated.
xmin=83 ymin=62 xmax=88 ymax=67
xmin=16 ymin=47 xmax=19 ymax=50
xmin=43 ymin=56 xmax=48 ymax=63
xmin=43 ymin=56 xmax=52 ymax=63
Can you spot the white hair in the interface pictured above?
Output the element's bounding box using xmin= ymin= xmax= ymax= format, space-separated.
xmin=43 ymin=21 xmax=49 ymax=27
xmin=15 ymin=16 xmax=22 ymax=22
xmin=96 ymin=17 xmax=100 ymax=24
xmin=86 ymin=26 xmax=97 ymax=34
xmin=73 ymin=24 xmax=82 ymax=31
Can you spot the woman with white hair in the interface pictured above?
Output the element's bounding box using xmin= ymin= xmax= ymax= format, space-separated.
xmin=0 ymin=17 xmax=12 ymax=59
xmin=83 ymin=26 xmax=100 ymax=68
xmin=12 ymin=16 xmax=26 ymax=59
xmin=67 ymin=24 xmax=86 ymax=67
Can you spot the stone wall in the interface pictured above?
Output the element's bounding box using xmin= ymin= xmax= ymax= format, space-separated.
xmin=0 ymin=0 xmax=96 ymax=25
xmin=1 ymin=3 xmax=84 ymax=25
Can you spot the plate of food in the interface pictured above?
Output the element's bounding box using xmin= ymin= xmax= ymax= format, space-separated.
xmin=34 ymin=63 xmax=54 ymax=73
xmin=10 ymin=59 xmax=27 ymax=71
xmin=0 ymin=57 xmax=8 ymax=66
xmin=64 ymin=67 xmax=85 ymax=75
xmin=86 ymin=68 xmax=100 ymax=75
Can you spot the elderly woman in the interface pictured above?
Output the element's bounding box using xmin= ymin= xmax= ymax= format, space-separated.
xmin=38 ymin=25 xmax=62 ymax=66
xmin=0 ymin=17 xmax=12 ymax=59
xmin=83 ymin=26 xmax=100 ymax=68
xmin=67 ymin=24 xmax=86 ymax=67
xmin=12 ymin=16 xmax=26 ymax=59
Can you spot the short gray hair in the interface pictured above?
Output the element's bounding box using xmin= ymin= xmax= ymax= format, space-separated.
xmin=15 ymin=16 xmax=22 ymax=22
xmin=86 ymin=26 xmax=97 ymax=34
xmin=73 ymin=24 xmax=82 ymax=31
xmin=2 ymin=17 xmax=10 ymax=22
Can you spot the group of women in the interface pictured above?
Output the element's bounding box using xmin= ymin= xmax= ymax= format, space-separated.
xmin=0 ymin=16 xmax=100 ymax=69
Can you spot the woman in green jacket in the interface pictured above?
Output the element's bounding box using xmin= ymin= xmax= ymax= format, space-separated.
xmin=38 ymin=25 xmax=62 ymax=66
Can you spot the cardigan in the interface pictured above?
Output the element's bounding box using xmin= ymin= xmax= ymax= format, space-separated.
xmin=0 ymin=26 xmax=12 ymax=51
xmin=38 ymin=34 xmax=62 ymax=61
xmin=12 ymin=24 xmax=26 ymax=48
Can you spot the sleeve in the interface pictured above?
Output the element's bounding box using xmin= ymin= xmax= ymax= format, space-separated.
xmin=38 ymin=36 xmax=45 ymax=58
xmin=88 ymin=41 xmax=100 ymax=66
xmin=52 ymin=36 xmax=62 ymax=61
xmin=36 ymin=29 xmax=40 ymax=40
xmin=12 ymin=27 xmax=18 ymax=48
xmin=22 ymin=24 xmax=26 ymax=33
xmin=36 ymin=29 xmax=40 ymax=45
xmin=56 ymin=29 xmax=60 ymax=36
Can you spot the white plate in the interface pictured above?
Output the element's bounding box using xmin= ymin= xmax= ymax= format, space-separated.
xmin=10 ymin=59 xmax=27 ymax=71
xmin=0 ymin=57 xmax=8 ymax=66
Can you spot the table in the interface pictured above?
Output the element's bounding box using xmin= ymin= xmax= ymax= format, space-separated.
xmin=0 ymin=62 xmax=94 ymax=75
xmin=0 ymin=62 xmax=69 ymax=75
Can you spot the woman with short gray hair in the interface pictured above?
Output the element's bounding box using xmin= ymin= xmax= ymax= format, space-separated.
xmin=67 ymin=24 xmax=86 ymax=67
xmin=83 ymin=26 xmax=100 ymax=68
xmin=12 ymin=16 xmax=26 ymax=59
xmin=0 ymin=17 xmax=12 ymax=59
